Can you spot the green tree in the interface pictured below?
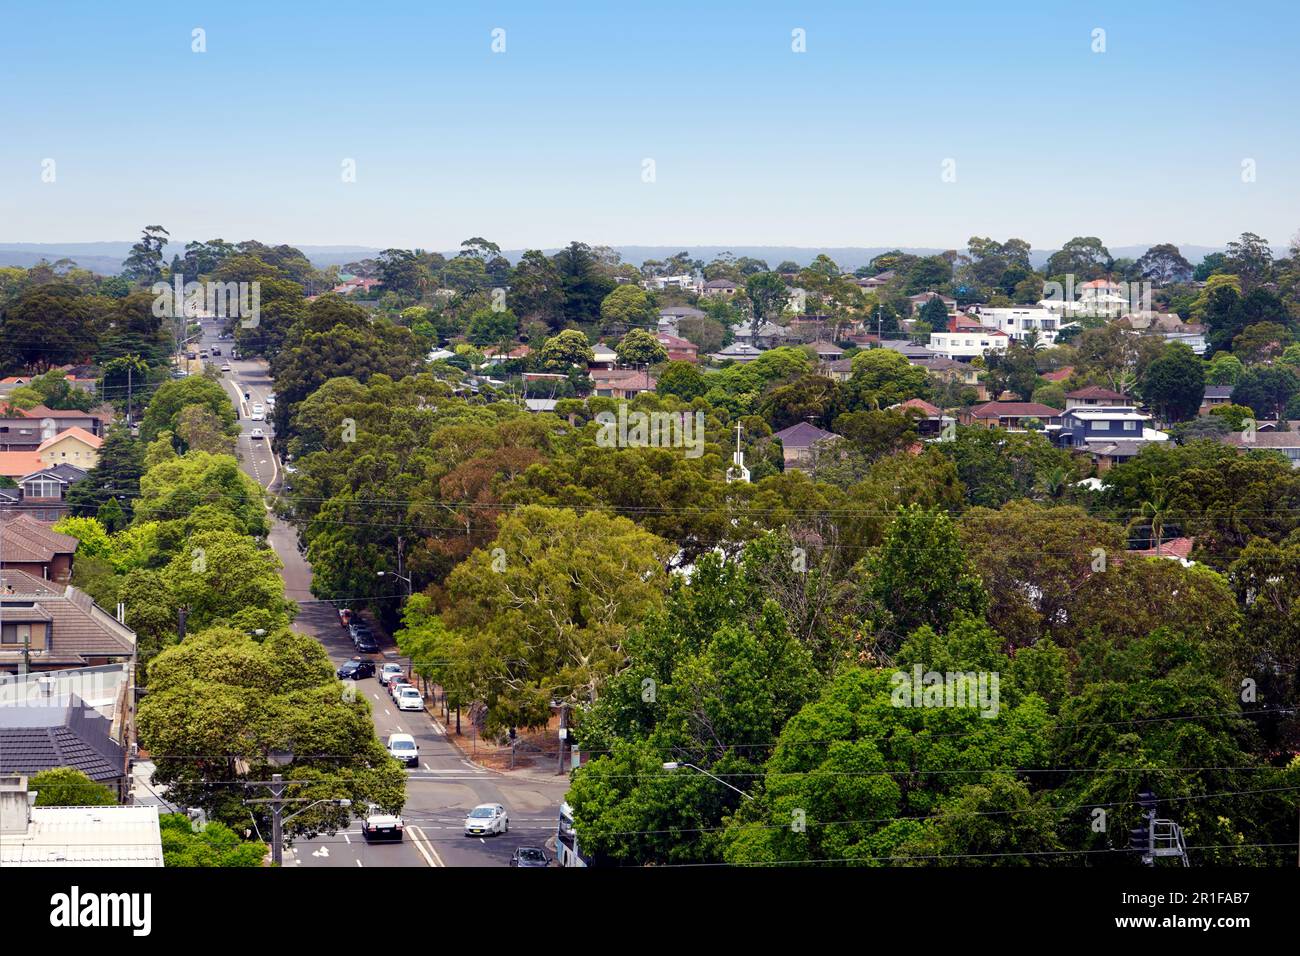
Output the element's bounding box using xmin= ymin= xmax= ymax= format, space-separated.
xmin=159 ymin=813 xmax=266 ymax=867
xmin=614 ymin=327 xmax=668 ymax=366
xmin=600 ymin=285 xmax=655 ymax=333
xmin=1140 ymin=342 xmax=1205 ymax=422
xmin=539 ymin=329 xmax=595 ymax=369
xmin=28 ymin=768 xmax=117 ymax=806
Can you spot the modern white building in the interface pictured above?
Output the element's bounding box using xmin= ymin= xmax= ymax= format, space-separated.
xmin=968 ymin=306 xmax=1074 ymax=346
xmin=927 ymin=327 xmax=1009 ymax=360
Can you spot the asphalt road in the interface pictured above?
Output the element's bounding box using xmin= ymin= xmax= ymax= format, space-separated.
xmin=196 ymin=321 xmax=572 ymax=868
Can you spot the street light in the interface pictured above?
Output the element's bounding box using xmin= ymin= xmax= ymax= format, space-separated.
xmin=377 ymin=569 xmax=412 ymax=597
xmin=662 ymin=761 xmax=754 ymax=800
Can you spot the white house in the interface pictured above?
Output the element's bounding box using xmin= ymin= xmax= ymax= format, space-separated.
xmin=968 ymin=306 xmax=1074 ymax=346
xmin=927 ymin=327 xmax=1009 ymax=360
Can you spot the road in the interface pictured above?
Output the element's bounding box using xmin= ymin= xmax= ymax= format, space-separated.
xmin=196 ymin=321 xmax=572 ymax=867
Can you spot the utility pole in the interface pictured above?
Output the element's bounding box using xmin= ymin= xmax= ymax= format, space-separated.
xmin=242 ymin=775 xmax=340 ymax=867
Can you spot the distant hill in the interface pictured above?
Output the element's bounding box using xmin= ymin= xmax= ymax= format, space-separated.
xmin=0 ymin=241 xmax=1258 ymax=276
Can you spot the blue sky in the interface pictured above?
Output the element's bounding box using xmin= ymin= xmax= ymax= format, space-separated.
xmin=1 ymin=0 xmax=1297 ymax=252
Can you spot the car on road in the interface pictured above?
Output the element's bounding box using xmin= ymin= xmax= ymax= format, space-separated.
xmin=510 ymin=847 xmax=551 ymax=867
xmin=362 ymin=805 xmax=404 ymax=842
xmin=387 ymin=733 xmax=419 ymax=767
xmin=388 ymin=675 xmax=411 ymax=700
xmin=354 ymin=631 xmax=379 ymax=654
xmin=221 ymin=362 xmax=231 ymax=372
xmin=250 ymin=404 xmax=265 ymax=421
xmin=250 ymin=428 xmax=265 ymax=440
xmin=265 ymin=394 xmax=276 ymax=408
xmin=464 ymin=803 xmax=509 ymax=837
xmin=211 ymin=346 xmax=221 ymax=356
xmin=378 ymin=663 xmax=404 ymax=686
xmin=396 ymin=686 xmax=424 ymax=712
xmin=337 ymin=658 xmax=376 ymax=680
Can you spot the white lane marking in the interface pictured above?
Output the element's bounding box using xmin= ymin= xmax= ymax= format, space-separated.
xmin=408 ymin=826 xmax=443 ymax=867
xmin=355 ymin=859 xmax=363 ymax=867
xmin=343 ymin=832 xmax=351 ymax=845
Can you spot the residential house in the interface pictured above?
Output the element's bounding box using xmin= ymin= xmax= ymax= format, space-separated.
xmin=1064 ymin=386 xmax=1135 ymax=409
xmin=856 ymin=270 xmax=895 ymax=293
xmin=1200 ymin=385 xmax=1235 ymax=415
xmin=426 ymin=347 xmax=456 ymax=363
xmin=878 ymin=339 xmax=935 ymax=361
xmin=908 ymin=291 xmax=957 ymax=314
xmin=658 ymin=306 xmax=705 ymax=335
xmin=481 ymin=344 xmax=531 ymax=366
xmin=889 ymin=398 xmax=951 ymax=437
xmin=806 ymin=340 xmax=844 ymax=362
xmin=731 ymin=320 xmax=789 ymax=349
xmin=655 ymin=332 xmax=699 ymax=363
xmin=37 ymin=427 xmax=101 ymax=471
xmin=911 ymin=356 xmax=989 ymax=401
xmin=1054 ymin=406 xmax=1168 ymax=458
xmin=772 ymin=421 xmax=840 ymax=471
xmin=709 ymin=342 xmax=766 ymax=364
xmin=968 ymin=306 xmax=1072 ymax=346
xmin=523 ymin=398 xmax=559 ymax=413
xmin=1222 ymin=429 xmax=1300 ymax=467
xmin=0 ymin=696 xmax=130 ymax=800
xmin=645 ymin=275 xmax=701 ymax=293
xmin=0 ymin=775 xmax=163 ymax=866
xmin=590 ymin=368 xmax=657 ymax=399
xmin=928 ymin=320 xmax=1010 ymax=361
xmin=961 ymin=401 xmax=1064 ymax=430
xmin=0 ymin=515 xmax=79 ymax=583
xmin=822 ymin=358 xmax=856 ymax=383
xmin=0 ymin=464 xmax=89 ymax=522
xmin=1122 ymin=312 xmax=1207 ymax=355
xmin=589 ymin=343 xmax=619 ymax=370
xmin=0 ymin=408 xmax=103 ymax=451
xmin=0 ymin=568 xmax=136 ymax=673
xmin=701 ymin=278 xmax=738 ymax=298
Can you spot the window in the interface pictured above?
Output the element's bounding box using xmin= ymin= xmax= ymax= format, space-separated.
xmin=1123 ymin=420 xmax=1137 ymax=432
xmin=1093 ymin=420 xmax=1110 ymax=431
xmin=0 ymin=622 xmax=32 ymax=645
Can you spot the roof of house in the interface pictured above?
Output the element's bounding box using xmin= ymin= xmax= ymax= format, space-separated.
xmin=823 ymin=358 xmax=856 ymax=372
xmin=704 ymin=278 xmax=737 ymax=289
xmin=1223 ymin=432 xmax=1300 ymax=449
xmin=1127 ymin=536 xmax=1195 ymax=561
xmin=659 ymin=306 xmax=706 ymax=319
xmin=911 ymin=356 xmax=966 ymax=372
xmin=711 ymin=342 xmax=766 ymax=358
xmin=0 ymin=514 xmax=79 ymax=563
xmin=482 ymin=344 xmax=531 ymax=359
xmin=19 ymin=464 xmax=88 ymax=485
xmin=0 ymin=568 xmax=61 ymax=594
xmin=0 ymin=585 xmax=136 ymax=666
xmin=1203 ymin=385 xmax=1235 ymax=399
xmin=590 ymin=368 xmax=657 ymax=389
xmin=858 ymin=270 xmax=895 ymax=284
xmin=523 ymin=399 xmax=559 ymax=413
xmin=891 ymin=398 xmax=943 ymax=417
xmin=655 ymin=332 xmax=697 ymax=349
xmin=806 ymin=340 xmax=844 ymax=356
xmin=0 ymin=697 xmax=123 ymax=784
xmin=0 ymin=453 xmax=45 ymax=479
xmin=968 ymin=401 xmax=1063 ymax=419
xmin=17 ymin=406 xmax=96 ymax=421
xmin=1066 ymin=386 xmax=1131 ymax=401
xmin=772 ymin=421 xmax=839 ymax=449
xmin=0 ymin=800 xmax=163 ymax=867
xmin=1064 ymin=407 xmax=1149 ymax=421
xmin=36 ymin=427 xmax=102 ymax=452
xmin=1041 ymin=366 xmax=1074 ymax=383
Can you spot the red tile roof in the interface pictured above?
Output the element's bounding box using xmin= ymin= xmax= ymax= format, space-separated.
xmin=968 ymin=401 xmax=1063 ymax=419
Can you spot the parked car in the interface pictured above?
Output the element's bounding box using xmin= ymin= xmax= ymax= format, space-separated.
xmin=464 ymin=803 xmax=508 ymax=836
xmin=388 ymin=675 xmax=412 ymax=700
xmin=396 ymin=686 xmax=424 ymax=712
xmin=510 ymin=847 xmax=551 ymax=867
xmin=337 ymin=658 xmax=375 ymax=680
xmin=347 ymin=621 xmax=370 ymax=641
xmin=378 ymin=663 xmax=404 ymax=686
xmin=338 ymin=607 xmax=353 ymax=629
xmin=387 ymin=733 xmax=419 ymax=767
xmin=361 ymin=805 xmax=404 ymax=842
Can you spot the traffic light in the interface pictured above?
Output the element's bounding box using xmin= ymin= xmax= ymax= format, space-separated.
xmin=1137 ymin=790 xmax=1158 ymax=815
xmin=1129 ymin=825 xmax=1150 ymax=852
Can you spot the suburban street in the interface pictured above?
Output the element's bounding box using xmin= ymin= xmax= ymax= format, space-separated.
xmin=203 ymin=321 xmax=572 ymax=867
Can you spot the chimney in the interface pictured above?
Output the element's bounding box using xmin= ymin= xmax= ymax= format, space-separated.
xmin=0 ymin=775 xmax=34 ymax=835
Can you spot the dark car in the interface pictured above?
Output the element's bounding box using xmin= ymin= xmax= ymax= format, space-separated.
xmin=337 ymin=658 xmax=375 ymax=680
xmin=510 ymin=847 xmax=551 ymax=867
xmin=354 ymin=632 xmax=380 ymax=654
xmin=348 ymin=621 xmax=371 ymax=642
xmin=211 ymin=346 xmax=222 ymax=356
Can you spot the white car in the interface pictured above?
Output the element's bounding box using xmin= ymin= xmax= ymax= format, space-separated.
xmin=361 ymin=805 xmax=404 ymax=842
xmin=250 ymin=428 xmax=265 ymax=440
xmin=221 ymin=362 xmax=231 ymax=372
xmin=378 ymin=663 xmax=404 ymax=686
xmin=265 ymin=395 xmax=276 ymax=409
xmin=387 ymin=733 xmax=419 ymax=767
xmin=250 ymin=404 xmax=265 ymax=421
xmin=464 ymin=803 xmax=508 ymax=837
xmin=395 ymin=685 xmax=424 ymax=712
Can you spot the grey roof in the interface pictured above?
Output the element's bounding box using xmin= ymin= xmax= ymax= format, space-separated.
xmin=0 ymin=585 xmax=136 ymax=667
xmin=0 ymin=696 xmax=124 ymax=783
xmin=772 ymin=421 xmax=839 ymax=448
xmin=1202 ymin=385 xmax=1234 ymax=399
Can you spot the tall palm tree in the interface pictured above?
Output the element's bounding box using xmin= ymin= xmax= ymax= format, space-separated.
xmin=1128 ymin=481 xmax=1173 ymax=555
